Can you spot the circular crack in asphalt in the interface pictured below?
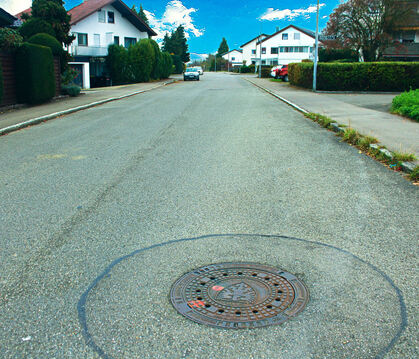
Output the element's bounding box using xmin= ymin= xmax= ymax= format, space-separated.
xmin=77 ymin=234 xmax=407 ymax=359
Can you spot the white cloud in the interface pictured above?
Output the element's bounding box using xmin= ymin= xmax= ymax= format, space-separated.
xmin=260 ymin=4 xmax=326 ymax=21
xmin=145 ymin=0 xmax=204 ymax=42
xmin=2 ymin=0 xmax=32 ymax=15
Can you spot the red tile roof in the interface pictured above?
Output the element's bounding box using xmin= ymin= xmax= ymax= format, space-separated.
xmin=69 ymin=0 xmax=114 ymax=24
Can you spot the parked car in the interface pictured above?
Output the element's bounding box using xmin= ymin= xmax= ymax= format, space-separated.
xmin=184 ymin=67 xmax=200 ymax=81
xmin=270 ymin=65 xmax=281 ymax=78
xmin=195 ymin=66 xmax=204 ymax=75
xmin=272 ymin=65 xmax=288 ymax=82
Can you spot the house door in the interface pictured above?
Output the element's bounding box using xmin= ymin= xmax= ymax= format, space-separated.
xmin=70 ymin=64 xmax=84 ymax=87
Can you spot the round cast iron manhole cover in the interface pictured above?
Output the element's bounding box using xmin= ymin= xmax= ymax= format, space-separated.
xmin=170 ymin=262 xmax=309 ymax=329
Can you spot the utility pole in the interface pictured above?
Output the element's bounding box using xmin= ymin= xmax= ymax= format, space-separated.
xmin=228 ymin=52 xmax=230 ymax=72
xmin=313 ymin=0 xmax=320 ymax=91
xmin=258 ymin=33 xmax=262 ymax=78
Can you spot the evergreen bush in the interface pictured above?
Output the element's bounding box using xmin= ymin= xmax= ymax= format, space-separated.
xmin=391 ymin=89 xmax=419 ymax=122
xmin=149 ymin=39 xmax=162 ymax=80
xmin=0 ymin=58 xmax=3 ymax=104
xmin=28 ymin=32 xmax=68 ymax=72
xmin=61 ymin=84 xmax=81 ymax=97
xmin=106 ymin=44 xmax=130 ymax=84
xmin=171 ymin=54 xmax=183 ymax=74
xmin=129 ymin=39 xmax=154 ymax=82
xmin=319 ymin=48 xmax=358 ymax=62
xmin=19 ymin=18 xmax=55 ymax=40
xmin=15 ymin=43 xmax=55 ymax=104
xmin=289 ymin=62 xmax=419 ymax=91
xmin=160 ymin=52 xmax=173 ymax=79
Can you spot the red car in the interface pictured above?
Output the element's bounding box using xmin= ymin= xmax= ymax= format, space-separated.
xmin=273 ymin=65 xmax=288 ymax=82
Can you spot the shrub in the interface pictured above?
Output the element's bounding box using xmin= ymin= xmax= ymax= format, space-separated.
xmin=106 ymin=44 xmax=130 ymax=84
xmin=391 ymin=89 xmax=419 ymax=122
xmin=28 ymin=32 xmax=68 ymax=72
xmin=19 ymin=18 xmax=55 ymax=40
xmin=61 ymin=84 xmax=81 ymax=97
xmin=301 ymin=59 xmax=313 ymax=63
xmin=392 ymin=151 xmax=417 ymax=162
xmin=260 ymin=65 xmax=271 ymax=78
xmin=0 ymin=58 xmax=3 ymax=104
xmin=289 ymin=62 xmax=419 ymax=92
xmin=171 ymin=54 xmax=183 ymax=74
xmin=149 ymin=39 xmax=162 ymax=80
xmin=239 ymin=65 xmax=251 ymax=73
xmin=0 ymin=28 xmax=23 ymax=51
xmin=129 ymin=39 xmax=154 ymax=82
xmin=160 ymin=52 xmax=173 ymax=79
xmin=319 ymin=48 xmax=358 ymax=62
xmin=15 ymin=43 xmax=55 ymax=104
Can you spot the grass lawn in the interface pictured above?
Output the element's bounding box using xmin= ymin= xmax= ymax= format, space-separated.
xmin=391 ymin=89 xmax=419 ymax=122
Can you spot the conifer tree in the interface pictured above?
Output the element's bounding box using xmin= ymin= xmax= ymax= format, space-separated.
xmin=217 ymin=37 xmax=229 ymax=57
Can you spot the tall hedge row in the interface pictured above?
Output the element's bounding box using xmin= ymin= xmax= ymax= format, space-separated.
xmin=288 ymin=62 xmax=419 ymax=91
xmin=0 ymin=58 xmax=3 ymax=104
xmin=107 ymin=39 xmax=173 ymax=85
xmin=16 ymin=43 xmax=55 ymax=104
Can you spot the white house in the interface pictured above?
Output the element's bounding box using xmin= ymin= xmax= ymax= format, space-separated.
xmin=221 ymin=49 xmax=243 ymax=67
xmin=16 ymin=0 xmax=156 ymax=88
xmin=240 ymin=34 xmax=268 ymax=66
xmin=254 ymin=25 xmax=319 ymax=66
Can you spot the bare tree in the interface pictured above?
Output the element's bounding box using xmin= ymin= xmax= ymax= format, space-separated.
xmin=323 ymin=0 xmax=412 ymax=61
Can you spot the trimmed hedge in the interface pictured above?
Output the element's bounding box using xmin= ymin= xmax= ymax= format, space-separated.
xmin=289 ymin=62 xmax=419 ymax=91
xmin=16 ymin=43 xmax=55 ymax=104
xmin=160 ymin=52 xmax=173 ymax=79
xmin=28 ymin=33 xmax=68 ymax=72
xmin=19 ymin=18 xmax=55 ymax=40
xmin=129 ymin=39 xmax=154 ymax=82
xmin=0 ymin=58 xmax=3 ymax=104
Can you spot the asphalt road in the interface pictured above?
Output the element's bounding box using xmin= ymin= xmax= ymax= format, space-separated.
xmin=0 ymin=73 xmax=417 ymax=358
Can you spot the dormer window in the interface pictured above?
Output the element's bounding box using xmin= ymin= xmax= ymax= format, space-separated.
xmin=108 ymin=11 xmax=115 ymax=23
xmin=98 ymin=10 xmax=105 ymax=23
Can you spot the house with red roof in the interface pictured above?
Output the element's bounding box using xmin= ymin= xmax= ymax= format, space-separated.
xmin=16 ymin=0 xmax=156 ymax=88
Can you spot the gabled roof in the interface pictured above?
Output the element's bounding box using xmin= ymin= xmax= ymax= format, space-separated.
xmin=257 ymin=25 xmax=316 ymax=45
xmin=0 ymin=7 xmax=17 ymax=27
xmin=221 ymin=49 xmax=243 ymax=56
xmin=16 ymin=0 xmax=156 ymax=36
xmin=240 ymin=34 xmax=268 ymax=48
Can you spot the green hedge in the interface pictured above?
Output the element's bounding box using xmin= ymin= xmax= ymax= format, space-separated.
xmin=0 ymin=58 xmax=3 ymax=104
xmin=16 ymin=43 xmax=55 ymax=104
xmin=289 ymin=62 xmax=419 ymax=91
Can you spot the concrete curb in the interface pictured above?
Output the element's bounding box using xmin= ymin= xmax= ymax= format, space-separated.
xmin=245 ymin=78 xmax=309 ymax=114
xmin=246 ymin=78 xmax=417 ymax=179
xmin=0 ymin=80 xmax=175 ymax=137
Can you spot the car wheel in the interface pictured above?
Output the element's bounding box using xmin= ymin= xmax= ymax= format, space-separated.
xmin=284 ymin=75 xmax=289 ymax=82
xmin=184 ymin=78 xmax=187 ymax=81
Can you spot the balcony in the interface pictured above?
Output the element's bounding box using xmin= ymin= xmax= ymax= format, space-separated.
xmin=70 ymin=45 xmax=109 ymax=57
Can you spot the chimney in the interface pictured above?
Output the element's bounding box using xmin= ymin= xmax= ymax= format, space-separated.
xmin=276 ymin=27 xmax=279 ymax=32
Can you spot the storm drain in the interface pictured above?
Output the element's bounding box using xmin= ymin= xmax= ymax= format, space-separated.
xmin=170 ymin=262 xmax=308 ymax=329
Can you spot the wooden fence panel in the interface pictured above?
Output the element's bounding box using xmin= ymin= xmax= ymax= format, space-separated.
xmin=0 ymin=52 xmax=17 ymax=106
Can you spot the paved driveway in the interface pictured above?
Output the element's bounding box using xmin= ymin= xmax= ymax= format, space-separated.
xmin=0 ymin=73 xmax=417 ymax=358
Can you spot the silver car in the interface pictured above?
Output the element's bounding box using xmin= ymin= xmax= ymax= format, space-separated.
xmin=184 ymin=68 xmax=200 ymax=81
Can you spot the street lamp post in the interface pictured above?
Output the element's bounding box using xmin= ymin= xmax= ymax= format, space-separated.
xmin=313 ymin=0 xmax=320 ymax=91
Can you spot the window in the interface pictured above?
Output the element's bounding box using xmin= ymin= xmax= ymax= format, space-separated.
xmin=282 ymin=33 xmax=288 ymax=40
xmin=289 ymin=47 xmax=294 ymax=53
xmin=303 ymin=47 xmax=309 ymax=53
xmin=108 ymin=11 xmax=115 ymax=23
xmin=94 ymin=34 xmax=100 ymax=46
xmin=124 ymin=37 xmax=136 ymax=48
xmin=271 ymin=47 xmax=278 ymax=54
xmin=294 ymin=33 xmax=300 ymax=40
xmin=262 ymin=47 xmax=266 ymax=54
xmin=252 ymin=49 xmax=256 ymax=55
xmin=280 ymin=47 xmax=285 ymax=53
xmin=262 ymin=60 xmax=266 ymax=65
xmin=252 ymin=60 xmax=256 ymax=64
xmin=98 ymin=10 xmax=105 ymax=23
xmin=114 ymin=36 xmax=119 ymax=45
xmin=231 ymin=57 xmax=235 ymax=61
xmin=77 ymin=33 xmax=88 ymax=46
xmin=272 ymin=59 xmax=278 ymax=65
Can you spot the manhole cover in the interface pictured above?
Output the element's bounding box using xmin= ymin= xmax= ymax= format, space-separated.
xmin=170 ymin=262 xmax=309 ymax=329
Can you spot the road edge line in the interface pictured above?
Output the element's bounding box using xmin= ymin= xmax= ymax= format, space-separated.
xmin=0 ymin=80 xmax=175 ymax=137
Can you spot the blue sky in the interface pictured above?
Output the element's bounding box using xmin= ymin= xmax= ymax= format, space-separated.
xmin=4 ymin=0 xmax=340 ymax=55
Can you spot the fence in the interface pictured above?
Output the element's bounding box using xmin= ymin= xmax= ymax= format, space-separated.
xmin=0 ymin=51 xmax=61 ymax=106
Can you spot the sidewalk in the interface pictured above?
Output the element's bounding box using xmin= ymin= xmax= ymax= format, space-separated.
xmin=246 ymin=77 xmax=419 ymax=159
xmin=0 ymin=78 xmax=176 ymax=135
